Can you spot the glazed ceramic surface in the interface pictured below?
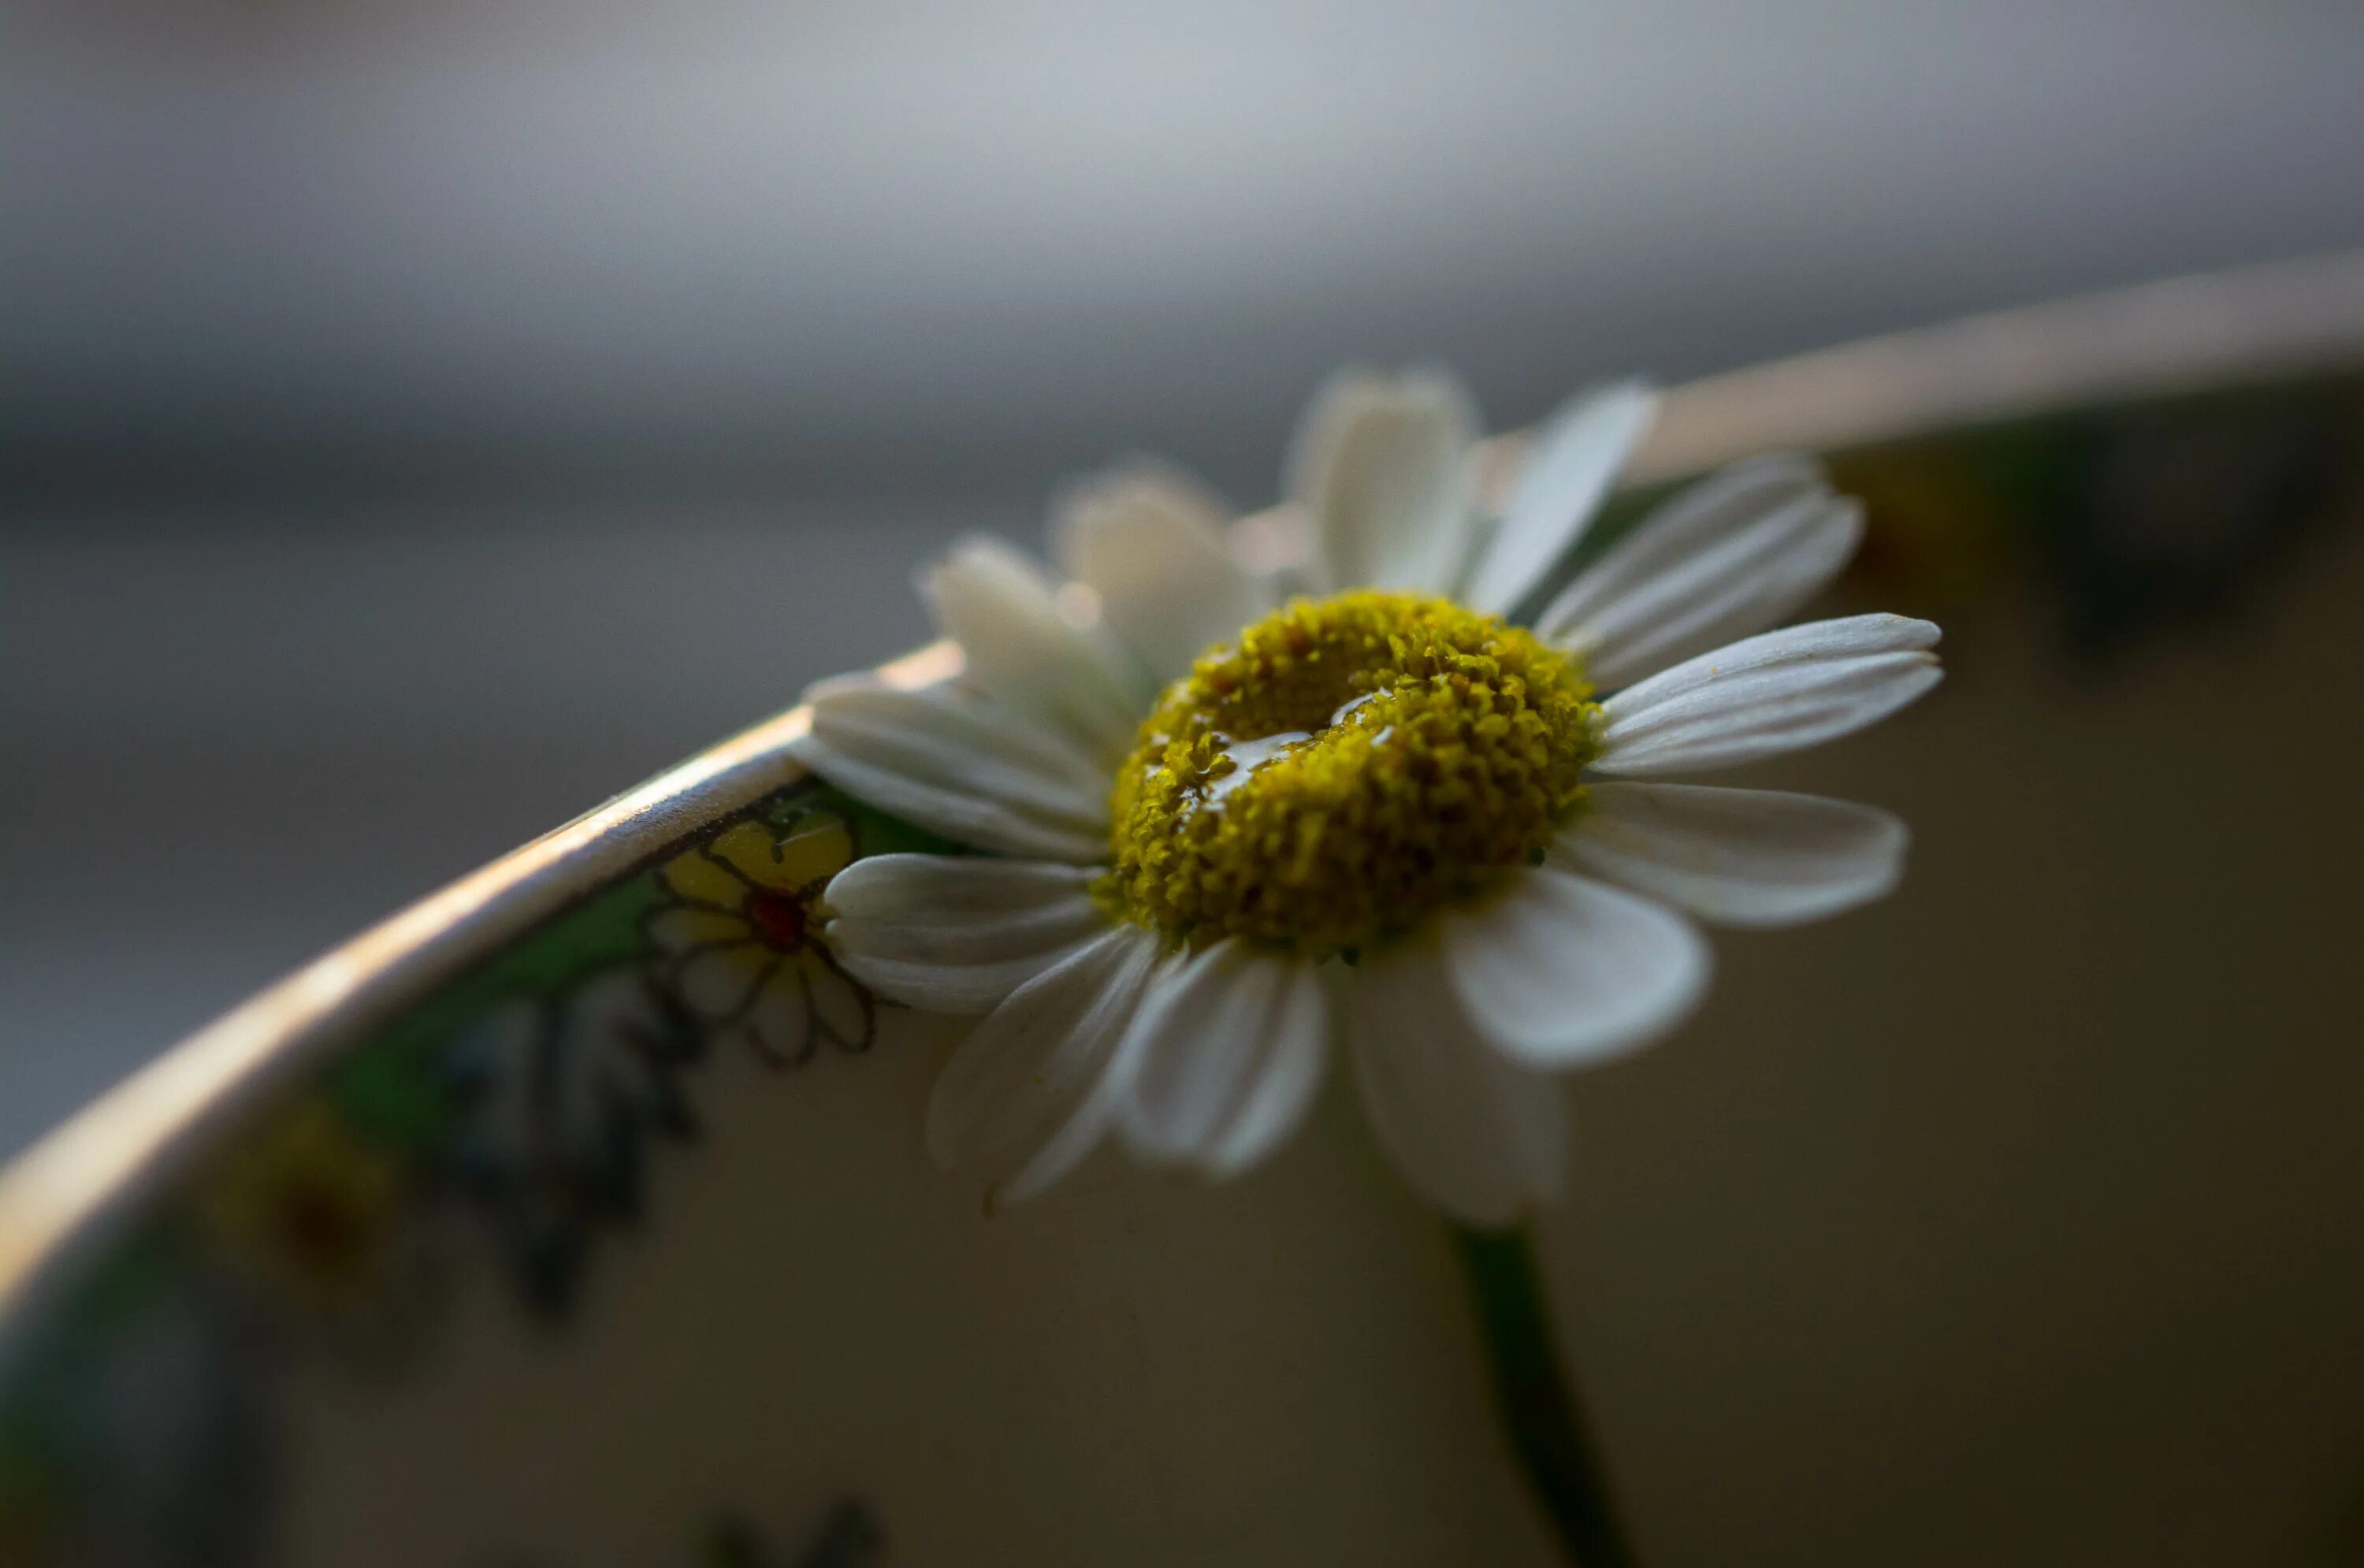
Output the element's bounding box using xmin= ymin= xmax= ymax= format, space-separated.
xmin=7 ymin=256 xmax=2364 ymax=1568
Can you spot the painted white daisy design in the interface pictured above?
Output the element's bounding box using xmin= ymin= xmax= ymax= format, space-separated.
xmin=790 ymin=369 xmax=1940 ymax=1224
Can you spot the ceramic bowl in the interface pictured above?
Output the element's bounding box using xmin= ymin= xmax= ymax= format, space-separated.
xmin=6 ymin=255 xmax=2364 ymax=1568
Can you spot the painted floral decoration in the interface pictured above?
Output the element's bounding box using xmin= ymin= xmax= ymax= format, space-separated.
xmin=645 ymin=816 xmax=876 ymax=1065
xmin=195 ymin=1094 xmax=409 ymax=1315
xmin=446 ymin=970 xmax=704 ymax=1313
xmin=790 ymin=368 xmax=1942 ymax=1223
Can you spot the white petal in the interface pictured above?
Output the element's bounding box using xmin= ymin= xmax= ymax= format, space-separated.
xmin=745 ymin=963 xmax=813 ymax=1061
xmin=1540 ymin=455 xmax=1864 ymax=689
xmin=1051 ymin=459 xmax=1271 ymax=683
xmin=673 ymin=944 xmax=771 ymax=1022
xmin=1117 ymin=939 xmax=1330 ymax=1176
xmin=1559 ymin=782 xmax=1907 ymax=927
xmin=1462 ymin=381 xmax=1656 ymax=615
xmin=805 ymin=953 xmax=875 ymax=1050
xmin=791 ymin=674 xmax=1111 ymax=863
xmin=1442 ymin=865 xmax=1709 ymax=1068
xmin=919 ymin=537 xmax=1150 ymax=763
xmin=826 ymin=853 xmax=1109 ymax=1015
xmin=1347 ymin=938 xmax=1567 ymax=1228
xmin=1595 ymin=614 xmax=1943 ymax=776
xmin=924 ymin=926 xmax=1162 ymax=1203
xmin=1288 ymin=365 xmax=1482 ymax=595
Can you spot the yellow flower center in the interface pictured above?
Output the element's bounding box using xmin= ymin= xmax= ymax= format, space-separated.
xmin=1101 ymin=590 xmax=1602 ymax=960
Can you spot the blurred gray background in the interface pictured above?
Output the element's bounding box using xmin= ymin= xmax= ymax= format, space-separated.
xmin=7 ymin=1 xmax=2364 ymax=1155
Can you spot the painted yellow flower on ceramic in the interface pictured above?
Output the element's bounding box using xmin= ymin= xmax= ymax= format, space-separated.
xmin=646 ymin=817 xmax=875 ymax=1064
xmin=197 ymin=1095 xmax=404 ymax=1313
xmin=792 ymin=368 xmax=1941 ymax=1223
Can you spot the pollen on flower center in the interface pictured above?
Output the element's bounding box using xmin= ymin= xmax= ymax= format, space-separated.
xmin=1101 ymin=590 xmax=1602 ymax=960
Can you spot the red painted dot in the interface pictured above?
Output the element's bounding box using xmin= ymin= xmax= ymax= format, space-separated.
xmin=277 ymin=1189 xmax=368 ymax=1273
xmin=746 ymin=891 xmax=808 ymax=951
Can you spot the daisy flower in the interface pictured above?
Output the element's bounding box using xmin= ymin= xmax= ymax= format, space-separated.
xmin=790 ymin=369 xmax=1939 ymax=1224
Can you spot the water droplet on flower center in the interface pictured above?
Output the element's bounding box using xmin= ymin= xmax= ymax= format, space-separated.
xmin=1100 ymin=590 xmax=1601 ymax=959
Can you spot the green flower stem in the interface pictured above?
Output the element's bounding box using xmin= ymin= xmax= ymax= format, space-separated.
xmin=1451 ymin=1224 xmax=1637 ymax=1568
